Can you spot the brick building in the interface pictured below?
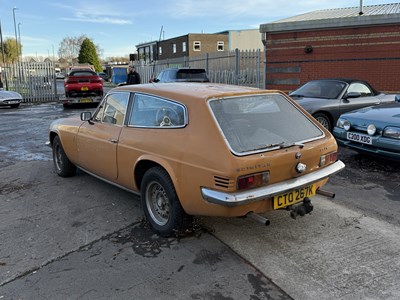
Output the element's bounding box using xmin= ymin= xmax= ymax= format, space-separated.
xmin=260 ymin=3 xmax=400 ymax=93
xmin=136 ymin=33 xmax=229 ymax=63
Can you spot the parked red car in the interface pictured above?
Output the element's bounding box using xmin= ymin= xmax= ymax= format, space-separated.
xmin=62 ymin=69 xmax=103 ymax=107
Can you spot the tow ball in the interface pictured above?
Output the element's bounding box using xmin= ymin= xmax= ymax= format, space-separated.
xmin=288 ymin=197 xmax=313 ymax=219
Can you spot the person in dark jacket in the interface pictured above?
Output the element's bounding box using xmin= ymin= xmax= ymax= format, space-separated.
xmin=126 ymin=65 xmax=141 ymax=85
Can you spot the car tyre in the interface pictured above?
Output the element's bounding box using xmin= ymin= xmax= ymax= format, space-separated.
xmin=313 ymin=112 xmax=332 ymax=131
xmin=141 ymin=166 xmax=191 ymax=236
xmin=52 ymin=136 xmax=77 ymax=177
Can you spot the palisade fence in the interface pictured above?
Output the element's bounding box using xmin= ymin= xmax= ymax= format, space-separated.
xmin=1 ymin=49 xmax=263 ymax=103
xmin=134 ymin=49 xmax=264 ymax=88
xmin=2 ymin=61 xmax=57 ymax=103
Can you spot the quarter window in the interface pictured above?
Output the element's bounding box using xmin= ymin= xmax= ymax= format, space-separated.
xmin=129 ymin=93 xmax=186 ymax=128
xmin=347 ymin=83 xmax=373 ymax=96
xmin=193 ymin=41 xmax=201 ymax=51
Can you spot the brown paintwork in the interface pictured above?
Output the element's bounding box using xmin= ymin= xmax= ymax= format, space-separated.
xmin=49 ymin=83 xmax=340 ymax=218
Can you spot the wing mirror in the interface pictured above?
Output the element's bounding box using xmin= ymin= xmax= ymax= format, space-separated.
xmin=81 ymin=111 xmax=92 ymax=121
xmin=395 ymin=95 xmax=400 ymax=103
xmin=344 ymin=92 xmax=361 ymax=99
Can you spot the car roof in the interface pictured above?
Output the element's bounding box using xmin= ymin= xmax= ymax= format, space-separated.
xmin=113 ymin=83 xmax=277 ymax=103
xmin=161 ymin=67 xmax=206 ymax=72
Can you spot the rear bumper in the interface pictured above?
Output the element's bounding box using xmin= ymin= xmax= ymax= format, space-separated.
xmin=201 ymin=160 xmax=345 ymax=207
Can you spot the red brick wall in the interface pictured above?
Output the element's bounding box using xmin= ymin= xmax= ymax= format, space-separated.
xmin=264 ymin=24 xmax=400 ymax=93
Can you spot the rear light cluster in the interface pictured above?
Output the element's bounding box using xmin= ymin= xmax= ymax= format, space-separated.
xmin=319 ymin=151 xmax=338 ymax=167
xmin=237 ymin=171 xmax=269 ymax=190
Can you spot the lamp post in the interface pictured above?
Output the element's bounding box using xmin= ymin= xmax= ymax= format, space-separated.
xmin=18 ymin=22 xmax=22 ymax=60
xmin=13 ymin=7 xmax=19 ymax=62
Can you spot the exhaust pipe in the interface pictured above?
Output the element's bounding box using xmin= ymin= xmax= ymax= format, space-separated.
xmin=316 ymin=189 xmax=335 ymax=198
xmin=246 ymin=212 xmax=270 ymax=226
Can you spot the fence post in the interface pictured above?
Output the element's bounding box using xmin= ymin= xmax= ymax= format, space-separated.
xmin=256 ymin=49 xmax=260 ymax=88
xmin=235 ymin=48 xmax=239 ymax=86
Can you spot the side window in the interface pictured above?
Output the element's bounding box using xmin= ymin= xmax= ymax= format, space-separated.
xmin=93 ymin=92 xmax=130 ymax=126
xmin=347 ymin=83 xmax=373 ymax=97
xmin=128 ymin=93 xmax=186 ymax=128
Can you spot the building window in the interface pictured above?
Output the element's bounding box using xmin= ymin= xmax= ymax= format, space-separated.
xmin=182 ymin=42 xmax=187 ymax=52
xmin=217 ymin=41 xmax=224 ymax=51
xmin=193 ymin=41 xmax=201 ymax=51
xmin=159 ymin=46 xmax=162 ymax=56
xmin=172 ymin=43 xmax=177 ymax=53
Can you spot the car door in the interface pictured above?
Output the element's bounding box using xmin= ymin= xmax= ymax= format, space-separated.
xmin=340 ymin=82 xmax=381 ymax=114
xmin=76 ymin=92 xmax=130 ymax=181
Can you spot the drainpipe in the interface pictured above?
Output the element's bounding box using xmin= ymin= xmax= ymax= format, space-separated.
xmin=359 ymin=0 xmax=364 ymax=15
xmin=262 ymin=32 xmax=267 ymax=89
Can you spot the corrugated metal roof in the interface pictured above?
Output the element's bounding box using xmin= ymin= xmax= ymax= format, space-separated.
xmin=274 ymin=3 xmax=400 ymax=23
xmin=260 ymin=3 xmax=400 ymax=33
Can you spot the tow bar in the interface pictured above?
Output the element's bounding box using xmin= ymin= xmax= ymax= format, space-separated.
xmin=246 ymin=188 xmax=336 ymax=224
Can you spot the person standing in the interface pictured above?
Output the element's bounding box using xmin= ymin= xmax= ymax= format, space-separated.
xmin=126 ymin=65 xmax=141 ymax=85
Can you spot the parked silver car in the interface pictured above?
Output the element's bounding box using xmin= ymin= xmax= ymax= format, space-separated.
xmin=289 ymin=78 xmax=396 ymax=131
xmin=0 ymin=88 xmax=22 ymax=108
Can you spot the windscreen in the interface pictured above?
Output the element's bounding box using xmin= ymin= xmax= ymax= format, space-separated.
xmin=209 ymin=93 xmax=323 ymax=155
xmin=290 ymin=80 xmax=346 ymax=99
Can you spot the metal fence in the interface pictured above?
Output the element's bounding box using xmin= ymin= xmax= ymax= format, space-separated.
xmin=134 ymin=49 xmax=264 ymax=88
xmin=1 ymin=49 xmax=263 ymax=103
xmin=2 ymin=61 xmax=57 ymax=103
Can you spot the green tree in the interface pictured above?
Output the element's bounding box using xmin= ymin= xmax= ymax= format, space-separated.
xmin=1 ymin=38 xmax=21 ymax=63
xmin=77 ymin=38 xmax=102 ymax=72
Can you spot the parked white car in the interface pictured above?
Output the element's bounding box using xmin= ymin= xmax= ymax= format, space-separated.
xmin=0 ymin=88 xmax=23 ymax=108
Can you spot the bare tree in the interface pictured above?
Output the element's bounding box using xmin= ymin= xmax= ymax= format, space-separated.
xmin=58 ymin=35 xmax=102 ymax=63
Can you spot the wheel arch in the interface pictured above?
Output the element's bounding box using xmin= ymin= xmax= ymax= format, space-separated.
xmin=134 ymin=157 xmax=179 ymax=195
xmin=49 ymin=131 xmax=59 ymax=146
xmin=312 ymin=110 xmax=334 ymax=127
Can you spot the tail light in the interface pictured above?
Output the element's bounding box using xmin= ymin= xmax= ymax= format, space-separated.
xmin=91 ymin=78 xmax=103 ymax=84
xmin=65 ymin=78 xmax=78 ymax=84
xmin=237 ymin=171 xmax=269 ymax=190
xmin=319 ymin=151 xmax=338 ymax=167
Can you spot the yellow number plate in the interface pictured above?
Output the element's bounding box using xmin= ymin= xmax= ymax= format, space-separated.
xmin=273 ymin=185 xmax=315 ymax=209
xmin=81 ymin=87 xmax=89 ymax=91
xmin=80 ymin=99 xmax=92 ymax=103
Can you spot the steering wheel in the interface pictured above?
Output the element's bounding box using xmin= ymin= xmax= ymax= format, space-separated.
xmin=156 ymin=107 xmax=179 ymax=126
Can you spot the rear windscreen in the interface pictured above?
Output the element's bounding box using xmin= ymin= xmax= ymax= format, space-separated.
xmin=209 ymin=93 xmax=323 ymax=155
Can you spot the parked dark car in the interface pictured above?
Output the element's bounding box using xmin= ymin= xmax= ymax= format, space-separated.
xmin=289 ymin=79 xmax=395 ymax=131
xmin=333 ymin=96 xmax=400 ymax=161
xmin=97 ymin=72 xmax=110 ymax=82
xmin=152 ymin=68 xmax=209 ymax=83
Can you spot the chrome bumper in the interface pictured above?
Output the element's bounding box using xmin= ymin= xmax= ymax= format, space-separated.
xmin=201 ymin=160 xmax=345 ymax=207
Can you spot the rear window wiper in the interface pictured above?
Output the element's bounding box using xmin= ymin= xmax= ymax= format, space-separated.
xmin=247 ymin=142 xmax=286 ymax=151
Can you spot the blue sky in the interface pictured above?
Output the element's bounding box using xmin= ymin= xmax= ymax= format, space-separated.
xmin=0 ymin=0 xmax=397 ymax=59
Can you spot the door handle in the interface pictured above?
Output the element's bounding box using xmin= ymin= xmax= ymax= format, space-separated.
xmin=108 ymin=138 xmax=118 ymax=144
